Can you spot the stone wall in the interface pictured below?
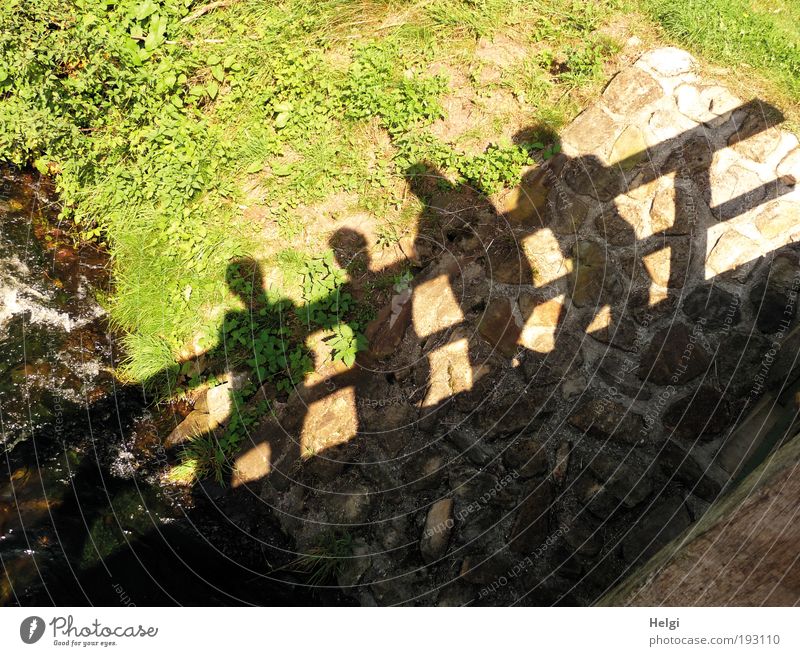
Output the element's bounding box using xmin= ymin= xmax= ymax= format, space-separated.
xmin=224 ymin=48 xmax=800 ymax=605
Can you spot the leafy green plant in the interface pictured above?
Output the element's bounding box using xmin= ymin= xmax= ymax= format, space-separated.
xmin=298 ymin=251 xmax=367 ymax=366
xmin=299 ymin=251 xmax=351 ymax=327
xmin=327 ymin=322 xmax=368 ymax=368
xmin=392 ymin=270 xmax=414 ymax=292
xmin=457 ymin=142 xmax=535 ymax=195
xmin=375 ymin=223 xmax=401 ymax=249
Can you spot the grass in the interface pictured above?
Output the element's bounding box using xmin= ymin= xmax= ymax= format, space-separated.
xmin=167 ymin=431 xmax=225 ymax=484
xmin=2 ymin=0 xmax=798 ymax=481
xmin=638 ymin=0 xmax=800 ymax=102
xmin=286 ymin=531 xmax=355 ymax=586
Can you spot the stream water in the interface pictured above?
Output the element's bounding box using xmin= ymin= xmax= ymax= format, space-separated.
xmin=0 ymin=169 xmax=336 ymax=606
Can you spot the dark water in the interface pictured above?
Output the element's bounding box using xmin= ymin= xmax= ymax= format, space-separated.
xmin=0 ymin=169 xmax=342 ymax=606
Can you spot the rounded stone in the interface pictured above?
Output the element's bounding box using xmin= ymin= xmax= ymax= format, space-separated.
xmin=603 ymin=67 xmax=663 ymax=116
xmin=638 ymin=48 xmax=696 ymax=77
xmin=777 ymin=148 xmax=800 ymax=186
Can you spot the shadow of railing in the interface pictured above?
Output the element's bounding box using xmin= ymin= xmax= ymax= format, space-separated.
xmin=225 ymin=95 xmax=800 ymax=603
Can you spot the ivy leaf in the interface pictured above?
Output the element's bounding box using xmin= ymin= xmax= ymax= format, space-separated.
xmin=211 ymin=64 xmax=225 ymax=82
xmin=206 ymin=80 xmax=219 ymax=99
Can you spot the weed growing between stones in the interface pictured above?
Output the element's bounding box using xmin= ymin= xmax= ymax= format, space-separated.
xmin=285 ymin=531 xmax=355 ymax=587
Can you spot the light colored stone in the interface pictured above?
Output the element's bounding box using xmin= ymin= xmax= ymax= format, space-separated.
xmin=585 ymin=304 xmax=611 ymax=333
xmin=639 ymin=47 xmax=696 ymax=77
xmin=299 ymin=385 xmax=358 ymax=457
xmin=729 ymin=118 xmax=782 ymax=163
xmin=626 ymin=174 xmax=661 ymax=202
xmin=603 ymin=67 xmax=662 ymax=116
xmin=610 ymin=125 xmax=647 ymax=170
xmin=519 ymin=294 xmax=563 ymax=327
xmin=424 ymin=335 xmax=474 ymax=407
xmin=755 ymin=200 xmax=800 ymax=241
xmin=675 ymin=84 xmax=742 ymax=127
xmin=777 ymin=148 xmax=800 ymax=186
xmin=648 ymin=108 xmax=698 ymax=142
xmin=521 ymin=228 xmax=569 ymax=286
xmin=421 ymin=499 xmax=454 ymax=563
xmin=164 ymin=410 xmax=222 ymax=448
xmin=204 ymin=382 xmax=234 ymax=420
xmin=518 ymin=294 xmax=564 ymax=353
xmin=561 ymin=105 xmax=617 ymax=155
xmin=708 ymin=165 xmax=766 ymax=220
xmin=231 ymin=440 xmax=271 ymax=487
xmin=412 ymin=273 xmax=464 ymax=339
xmin=194 ymin=370 xmax=249 ymax=417
xmin=707 ymin=229 xmax=762 ymax=276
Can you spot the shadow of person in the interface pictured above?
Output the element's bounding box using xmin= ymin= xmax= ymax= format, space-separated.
xmin=232 ymin=232 xmax=417 ymax=497
xmin=1 ymin=255 xmax=354 ymax=606
xmin=400 ymin=95 xmax=789 ymax=404
xmin=392 ymin=97 xmax=795 ymax=576
xmin=151 ymin=258 xmax=288 ymax=489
